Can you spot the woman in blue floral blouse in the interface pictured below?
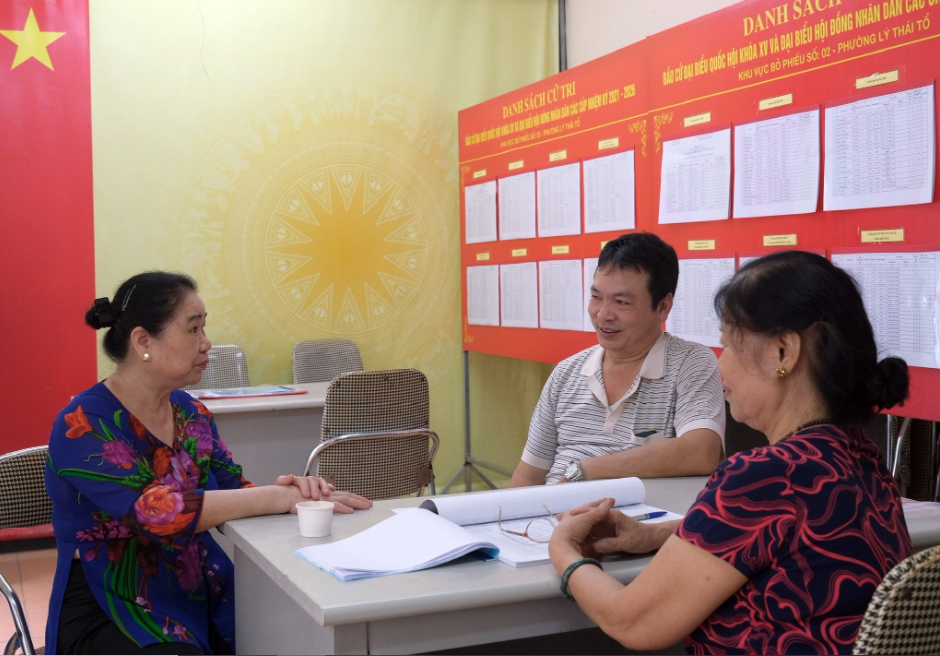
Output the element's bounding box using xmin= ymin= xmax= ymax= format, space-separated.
xmin=45 ymin=272 xmax=372 ymax=655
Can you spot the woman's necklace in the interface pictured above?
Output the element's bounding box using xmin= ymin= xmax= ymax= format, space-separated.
xmin=790 ymin=418 xmax=834 ymax=436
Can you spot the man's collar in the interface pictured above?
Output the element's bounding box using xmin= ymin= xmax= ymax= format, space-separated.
xmin=581 ymin=332 xmax=669 ymax=380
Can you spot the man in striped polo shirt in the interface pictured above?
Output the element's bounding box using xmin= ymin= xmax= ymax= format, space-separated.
xmin=510 ymin=233 xmax=725 ymax=486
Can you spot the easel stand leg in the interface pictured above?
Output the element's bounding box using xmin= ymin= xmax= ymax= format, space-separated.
xmin=442 ymin=351 xmax=509 ymax=494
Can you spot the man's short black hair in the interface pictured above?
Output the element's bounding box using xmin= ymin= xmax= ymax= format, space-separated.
xmin=596 ymin=232 xmax=679 ymax=309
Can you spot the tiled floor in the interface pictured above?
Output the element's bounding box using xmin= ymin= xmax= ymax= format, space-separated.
xmin=0 ymin=547 xmax=57 ymax=650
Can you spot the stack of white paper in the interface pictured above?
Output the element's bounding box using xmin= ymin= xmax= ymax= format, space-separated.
xmin=296 ymin=509 xmax=498 ymax=581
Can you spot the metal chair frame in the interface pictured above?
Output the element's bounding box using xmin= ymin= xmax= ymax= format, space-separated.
xmin=302 ymin=429 xmax=440 ymax=497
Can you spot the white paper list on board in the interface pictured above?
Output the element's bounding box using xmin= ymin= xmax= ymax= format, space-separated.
xmin=659 ymin=128 xmax=731 ymax=224
xmin=464 ymin=181 xmax=497 ymax=244
xmin=733 ymin=109 xmax=820 ymax=218
xmin=824 ymin=84 xmax=936 ymax=211
xmin=666 ymin=258 xmax=735 ymax=347
xmin=583 ymin=150 xmax=636 ymax=233
xmin=466 ymin=265 xmax=499 ymax=326
xmin=537 ymin=162 xmax=582 ymax=237
xmin=498 ymin=172 xmax=536 ymax=241
xmin=500 ymin=262 xmax=539 ymax=329
xmin=831 ymin=251 xmax=940 ymax=369
xmin=539 ymin=260 xmax=583 ymax=331
xmin=583 ymin=258 xmax=599 ymax=332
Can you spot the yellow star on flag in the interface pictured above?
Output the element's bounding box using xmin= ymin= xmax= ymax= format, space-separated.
xmin=0 ymin=8 xmax=65 ymax=70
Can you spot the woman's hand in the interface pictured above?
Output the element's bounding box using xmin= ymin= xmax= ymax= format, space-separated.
xmin=275 ymin=474 xmax=333 ymax=500
xmin=274 ymin=474 xmax=373 ymax=514
xmin=549 ymin=497 xmax=616 ymax=569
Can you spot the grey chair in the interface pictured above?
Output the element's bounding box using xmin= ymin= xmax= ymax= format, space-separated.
xmin=853 ymin=543 xmax=940 ymax=655
xmin=292 ymin=339 xmax=363 ymax=384
xmin=302 ymin=369 xmax=438 ymax=500
xmin=184 ymin=344 xmax=250 ymax=390
xmin=0 ymin=446 xmax=52 ymax=655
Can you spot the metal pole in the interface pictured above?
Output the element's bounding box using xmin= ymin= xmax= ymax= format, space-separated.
xmin=558 ymin=0 xmax=567 ymax=72
xmin=463 ymin=350 xmax=472 ymax=492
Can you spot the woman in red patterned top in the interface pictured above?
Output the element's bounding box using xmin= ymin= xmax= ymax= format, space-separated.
xmin=548 ymin=251 xmax=913 ymax=655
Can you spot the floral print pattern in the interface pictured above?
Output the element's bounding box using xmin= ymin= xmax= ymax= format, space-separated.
xmin=45 ymin=382 xmax=253 ymax=654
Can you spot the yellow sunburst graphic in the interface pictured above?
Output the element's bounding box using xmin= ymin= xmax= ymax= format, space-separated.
xmin=265 ymin=165 xmax=427 ymax=333
xmin=180 ymin=81 xmax=459 ymax=382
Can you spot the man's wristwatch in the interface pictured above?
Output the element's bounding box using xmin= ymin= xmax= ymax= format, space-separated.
xmin=564 ymin=459 xmax=585 ymax=482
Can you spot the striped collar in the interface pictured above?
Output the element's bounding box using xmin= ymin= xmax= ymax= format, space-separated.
xmin=580 ymin=331 xmax=669 ymax=381
xmin=580 ymin=332 xmax=669 ymax=411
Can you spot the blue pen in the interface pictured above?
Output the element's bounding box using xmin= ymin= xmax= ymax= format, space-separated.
xmin=628 ymin=511 xmax=667 ymax=521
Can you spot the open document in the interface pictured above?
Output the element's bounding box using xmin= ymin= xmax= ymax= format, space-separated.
xmin=191 ymin=385 xmax=307 ymax=399
xmin=296 ymin=478 xmax=682 ymax=578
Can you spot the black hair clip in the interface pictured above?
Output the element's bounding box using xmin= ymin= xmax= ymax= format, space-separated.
xmin=93 ymin=297 xmax=116 ymax=328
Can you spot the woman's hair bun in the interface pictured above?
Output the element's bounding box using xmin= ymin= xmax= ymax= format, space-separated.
xmin=84 ymin=297 xmax=116 ymax=330
xmin=867 ymin=357 xmax=909 ymax=411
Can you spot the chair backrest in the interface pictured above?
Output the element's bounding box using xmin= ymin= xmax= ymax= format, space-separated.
xmin=292 ymin=339 xmax=363 ymax=384
xmin=312 ymin=369 xmax=434 ymax=500
xmin=0 ymin=446 xmax=52 ymax=531
xmin=184 ymin=344 xmax=250 ymax=390
xmin=0 ymin=446 xmax=49 ymax=655
xmin=853 ymin=544 xmax=940 ymax=655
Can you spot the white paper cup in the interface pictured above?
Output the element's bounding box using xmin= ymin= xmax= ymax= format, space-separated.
xmin=297 ymin=500 xmax=334 ymax=537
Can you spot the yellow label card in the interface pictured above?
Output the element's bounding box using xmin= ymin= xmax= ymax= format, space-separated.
xmin=472 ymin=169 xmax=486 ymax=179
xmin=856 ymin=70 xmax=899 ymax=90
xmin=511 ymin=248 xmax=527 ymax=257
xmin=683 ymin=112 xmax=711 ymax=127
xmin=598 ymin=138 xmax=620 ymax=150
xmin=688 ymin=240 xmax=716 ymax=251
xmin=861 ymin=229 xmax=904 ymax=243
xmin=600 ymin=241 xmax=608 ymax=249
xmin=763 ymin=234 xmax=797 ymax=246
xmin=476 ymin=252 xmax=490 ymax=261
xmin=508 ymin=160 xmax=524 ymax=170
xmin=759 ymin=93 xmax=793 ymax=110
xmin=549 ymin=150 xmax=567 ymax=162
xmin=551 ymin=245 xmax=570 ymax=254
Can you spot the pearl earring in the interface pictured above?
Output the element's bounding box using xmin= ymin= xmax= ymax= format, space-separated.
xmin=143 ymin=353 xmax=151 ymax=362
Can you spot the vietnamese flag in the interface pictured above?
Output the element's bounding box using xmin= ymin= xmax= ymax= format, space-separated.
xmin=0 ymin=0 xmax=95 ymax=453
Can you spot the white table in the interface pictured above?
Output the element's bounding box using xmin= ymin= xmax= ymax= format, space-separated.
xmin=222 ymin=477 xmax=940 ymax=655
xmin=222 ymin=477 xmax=700 ymax=655
xmin=198 ymin=382 xmax=329 ymax=486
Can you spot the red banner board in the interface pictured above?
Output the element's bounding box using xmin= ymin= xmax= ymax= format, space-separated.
xmin=0 ymin=0 xmax=96 ymax=451
xmin=458 ymin=0 xmax=940 ymax=421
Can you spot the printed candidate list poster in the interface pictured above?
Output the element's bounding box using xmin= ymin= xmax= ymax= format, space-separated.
xmin=500 ymin=262 xmax=539 ymax=328
xmin=583 ymin=150 xmax=635 ymax=233
xmin=464 ymin=181 xmax=497 ymax=244
xmin=539 ymin=259 xmax=583 ymax=331
xmin=659 ymin=128 xmax=731 ymax=224
xmin=832 ymin=251 xmax=940 ymax=369
xmin=824 ymin=84 xmax=936 ymax=211
xmin=733 ymin=109 xmax=820 ymax=218
xmin=583 ymin=258 xmax=599 ymax=332
xmin=537 ymin=162 xmax=582 ymax=237
xmin=666 ymin=258 xmax=735 ymax=347
xmin=498 ymin=172 xmax=537 ymax=241
xmin=466 ymin=265 xmax=499 ymax=326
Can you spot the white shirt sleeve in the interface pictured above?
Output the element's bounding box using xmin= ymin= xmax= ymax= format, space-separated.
xmin=673 ymin=344 xmax=726 ymax=443
xmin=520 ymin=367 xmax=561 ymax=471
